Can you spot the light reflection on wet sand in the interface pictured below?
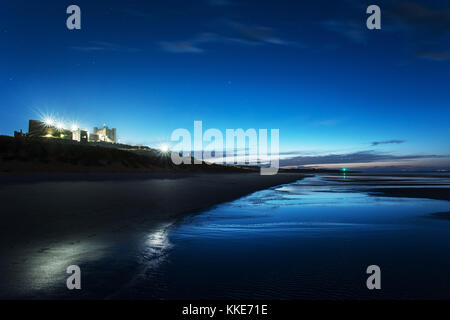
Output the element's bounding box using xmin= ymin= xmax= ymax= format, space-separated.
xmin=3 ymin=174 xmax=450 ymax=299
xmin=129 ymin=175 xmax=450 ymax=299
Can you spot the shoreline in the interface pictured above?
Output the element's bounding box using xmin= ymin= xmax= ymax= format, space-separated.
xmin=0 ymin=172 xmax=304 ymax=298
xmin=0 ymin=172 xmax=304 ymax=250
xmin=2 ymin=173 xmax=450 ymax=299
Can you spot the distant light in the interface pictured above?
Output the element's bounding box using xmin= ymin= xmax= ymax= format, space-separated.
xmin=341 ymin=168 xmax=347 ymax=172
xmin=71 ymin=124 xmax=78 ymax=131
xmin=44 ymin=118 xmax=54 ymax=126
xmin=159 ymin=144 xmax=169 ymax=153
xmin=56 ymin=122 xmax=64 ymax=129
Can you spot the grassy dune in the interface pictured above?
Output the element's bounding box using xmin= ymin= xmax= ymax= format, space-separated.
xmin=0 ymin=135 xmax=247 ymax=173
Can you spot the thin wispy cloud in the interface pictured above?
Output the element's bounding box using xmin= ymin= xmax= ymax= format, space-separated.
xmin=389 ymin=2 xmax=450 ymax=33
xmin=417 ymin=50 xmax=450 ymax=61
xmin=71 ymin=41 xmax=140 ymax=53
xmin=159 ymin=21 xmax=296 ymax=53
xmin=371 ymin=140 xmax=406 ymax=146
xmin=159 ymin=41 xmax=204 ymax=53
xmin=159 ymin=33 xmax=219 ymax=53
xmin=386 ymin=1 xmax=450 ymax=61
xmin=320 ymin=1 xmax=450 ymax=62
xmin=321 ymin=20 xmax=367 ymax=44
xmin=227 ymin=22 xmax=292 ymax=46
xmin=280 ymin=150 xmax=445 ymax=167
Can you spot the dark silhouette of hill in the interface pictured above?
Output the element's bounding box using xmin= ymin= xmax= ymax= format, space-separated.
xmin=0 ymin=135 xmax=249 ymax=173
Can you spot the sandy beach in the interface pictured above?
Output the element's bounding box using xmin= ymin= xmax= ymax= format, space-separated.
xmin=2 ymin=172 xmax=450 ymax=299
xmin=0 ymin=172 xmax=303 ymax=253
xmin=0 ymin=172 xmax=306 ymax=298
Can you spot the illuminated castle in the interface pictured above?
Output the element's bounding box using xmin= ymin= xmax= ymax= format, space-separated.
xmin=90 ymin=126 xmax=116 ymax=143
xmin=26 ymin=120 xmax=116 ymax=144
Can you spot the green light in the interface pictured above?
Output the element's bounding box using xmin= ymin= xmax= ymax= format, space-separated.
xmin=341 ymin=168 xmax=347 ymax=172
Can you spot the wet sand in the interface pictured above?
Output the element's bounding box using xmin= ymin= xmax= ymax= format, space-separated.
xmin=2 ymin=172 xmax=450 ymax=299
xmin=0 ymin=172 xmax=306 ymax=298
xmin=0 ymin=172 xmax=303 ymax=252
xmin=428 ymin=212 xmax=450 ymax=221
xmin=368 ymin=187 xmax=450 ymax=201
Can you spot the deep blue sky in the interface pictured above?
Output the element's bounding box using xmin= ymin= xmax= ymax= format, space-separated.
xmin=1 ymin=0 xmax=449 ymax=170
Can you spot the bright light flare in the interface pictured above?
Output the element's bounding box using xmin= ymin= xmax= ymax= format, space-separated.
xmin=71 ymin=124 xmax=79 ymax=131
xmin=56 ymin=122 xmax=64 ymax=130
xmin=159 ymin=144 xmax=170 ymax=153
xmin=44 ymin=118 xmax=54 ymax=126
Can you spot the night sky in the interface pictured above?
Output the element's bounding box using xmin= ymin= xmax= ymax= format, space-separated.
xmin=1 ymin=0 xmax=449 ymax=170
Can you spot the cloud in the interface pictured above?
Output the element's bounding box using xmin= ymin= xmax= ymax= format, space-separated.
xmin=417 ymin=50 xmax=450 ymax=61
xmin=322 ymin=2 xmax=450 ymax=61
xmin=159 ymin=21 xmax=296 ymax=53
xmin=159 ymin=33 xmax=220 ymax=53
xmin=227 ymin=23 xmax=292 ymax=46
xmin=386 ymin=2 xmax=450 ymax=61
xmin=389 ymin=2 xmax=450 ymax=33
xmin=159 ymin=41 xmax=204 ymax=53
xmin=371 ymin=140 xmax=406 ymax=146
xmin=71 ymin=41 xmax=140 ymax=53
xmin=279 ymin=150 xmax=444 ymax=167
xmin=321 ymin=20 xmax=367 ymax=44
